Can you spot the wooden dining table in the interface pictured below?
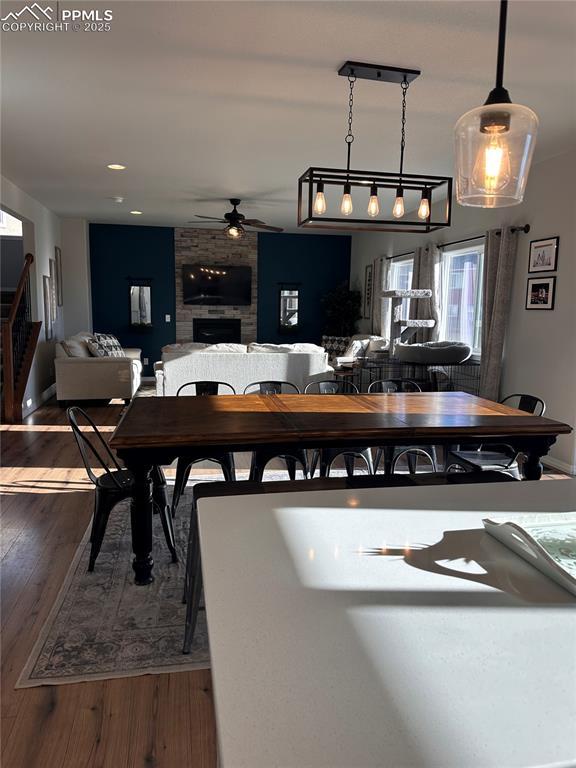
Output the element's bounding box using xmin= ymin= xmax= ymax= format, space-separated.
xmin=110 ymin=391 xmax=572 ymax=584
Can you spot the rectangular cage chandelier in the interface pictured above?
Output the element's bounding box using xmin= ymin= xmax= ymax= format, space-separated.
xmin=297 ymin=62 xmax=452 ymax=234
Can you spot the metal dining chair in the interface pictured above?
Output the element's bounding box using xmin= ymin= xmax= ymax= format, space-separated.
xmin=446 ymin=393 xmax=546 ymax=478
xmin=171 ymin=381 xmax=237 ymax=516
xmin=67 ymin=406 xmax=177 ymax=571
xmin=368 ymin=379 xmax=438 ymax=474
xmin=304 ymin=379 xmax=374 ymax=477
xmin=243 ymin=381 xmax=309 ymax=481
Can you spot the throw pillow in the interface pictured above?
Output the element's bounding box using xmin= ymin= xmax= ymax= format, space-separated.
xmin=62 ymin=338 xmax=92 ymax=357
xmin=343 ymin=338 xmax=369 ymax=359
xmin=320 ymin=336 xmax=351 ymax=358
xmin=88 ymin=333 xmax=125 ymax=358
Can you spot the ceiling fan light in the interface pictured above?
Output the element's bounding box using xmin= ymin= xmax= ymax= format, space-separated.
xmin=455 ymin=102 xmax=538 ymax=207
xmin=225 ymin=223 xmax=245 ymax=240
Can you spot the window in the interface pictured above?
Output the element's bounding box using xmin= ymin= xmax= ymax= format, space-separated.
xmin=279 ymin=288 xmax=299 ymax=331
xmin=387 ymin=255 xmax=414 ymax=321
xmin=437 ymin=244 xmax=484 ymax=354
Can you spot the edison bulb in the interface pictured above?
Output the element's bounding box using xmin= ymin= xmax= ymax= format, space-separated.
xmin=472 ymin=132 xmax=511 ymax=194
xmin=367 ymin=185 xmax=379 ymax=217
xmin=392 ymin=188 xmax=405 ymax=219
xmin=418 ymin=192 xmax=430 ymax=220
xmin=340 ymin=184 xmax=353 ymax=216
xmin=313 ymin=184 xmax=327 ymax=215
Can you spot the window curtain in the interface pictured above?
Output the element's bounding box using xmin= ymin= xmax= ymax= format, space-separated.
xmin=371 ymin=255 xmax=389 ymax=336
xmin=409 ymin=245 xmax=440 ymax=343
xmin=479 ymin=227 xmax=519 ymax=401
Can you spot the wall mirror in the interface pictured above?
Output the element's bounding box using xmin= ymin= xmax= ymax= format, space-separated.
xmin=130 ymin=284 xmax=152 ymax=326
xmin=279 ymin=288 xmax=299 ymax=331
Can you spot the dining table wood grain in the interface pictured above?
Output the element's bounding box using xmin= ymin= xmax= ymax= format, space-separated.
xmin=110 ymin=391 xmax=572 ymax=584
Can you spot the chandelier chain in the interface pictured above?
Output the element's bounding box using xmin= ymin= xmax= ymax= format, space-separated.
xmin=344 ymin=74 xmax=356 ymax=171
xmin=399 ymin=77 xmax=409 ymax=179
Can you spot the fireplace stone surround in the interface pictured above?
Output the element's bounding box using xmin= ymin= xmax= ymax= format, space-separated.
xmin=175 ymin=227 xmax=257 ymax=344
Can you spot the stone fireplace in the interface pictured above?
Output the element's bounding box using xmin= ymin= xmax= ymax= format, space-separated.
xmin=175 ymin=228 xmax=257 ymax=344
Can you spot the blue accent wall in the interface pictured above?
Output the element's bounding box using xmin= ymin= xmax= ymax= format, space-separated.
xmin=89 ymin=224 xmax=176 ymax=375
xmin=257 ymin=233 xmax=351 ymax=343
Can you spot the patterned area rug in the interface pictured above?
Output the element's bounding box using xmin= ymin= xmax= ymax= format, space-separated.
xmin=16 ymin=484 xmax=208 ymax=688
xmin=17 ymin=468 xmax=361 ymax=688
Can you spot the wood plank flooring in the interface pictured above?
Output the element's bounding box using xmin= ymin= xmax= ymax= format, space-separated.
xmin=1 ymin=398 xmax=570 ymax=767
xmin=1 ymin=402 xmax=217 ymax=768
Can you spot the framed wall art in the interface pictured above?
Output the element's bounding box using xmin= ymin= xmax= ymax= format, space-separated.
xmin=55 ymin=246 xmax=63 ymax=306
xmin=363 ymin=263 xmax=373 ymax=319
xmin=526 ymin=276 xmax=556 ymax=310
xmin=43 ymin=275 xmax=53 ymax=339
xmin=528 ymin=236 xmax=559 ymax=273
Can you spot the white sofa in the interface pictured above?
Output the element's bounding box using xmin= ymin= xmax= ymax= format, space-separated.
xmin=155 ymin=342 xmax=333 ymax=395
xmin=55 ymin=332 xmax=142 ymax=403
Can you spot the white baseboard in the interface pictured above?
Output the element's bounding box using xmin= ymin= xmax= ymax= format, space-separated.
xmin=542 ymin=455 xmax=576 ymax=477
xmin=22 ymin=382 xmax=56 ymax=418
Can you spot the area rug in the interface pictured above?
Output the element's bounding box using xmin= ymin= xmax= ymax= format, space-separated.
xmin=17 ymin=468 xmax=361 ymax=688
xmin=16 ymin=483 xmax=210 ymax=688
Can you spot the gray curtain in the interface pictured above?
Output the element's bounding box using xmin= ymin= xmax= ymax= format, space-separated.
xmin=479 ymin=227 xmax=519 ymax=400
xmin=409 ymin=245 xmax=440 ymax=343
xmin=372 ymin=255 xmax=389 ymax=336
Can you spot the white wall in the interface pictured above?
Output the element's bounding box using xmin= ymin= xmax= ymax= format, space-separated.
xmin=61 ymin=218 xmax=92 ymax=336
xmin=1 ymin=175 xmax=62 ymax=415
xmin=350 ymin=149 xmax=576 ymax=473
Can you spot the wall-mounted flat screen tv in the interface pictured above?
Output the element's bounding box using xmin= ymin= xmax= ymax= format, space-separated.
xmin=182 ymin=264 xmax=252 ymax=306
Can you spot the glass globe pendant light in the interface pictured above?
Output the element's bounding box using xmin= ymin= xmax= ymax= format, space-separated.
xmin=454 ymin=0 xmax=538 ymax=207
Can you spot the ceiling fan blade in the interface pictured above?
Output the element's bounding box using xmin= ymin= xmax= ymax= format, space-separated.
xmin=194 ymin=215 xmax=227 ymax=222
xmin=243 ymin=219 xmax=284 ymax=233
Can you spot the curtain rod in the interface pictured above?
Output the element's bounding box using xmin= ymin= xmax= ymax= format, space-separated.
xmin=385 ymin=224 xmax=530 ymax=260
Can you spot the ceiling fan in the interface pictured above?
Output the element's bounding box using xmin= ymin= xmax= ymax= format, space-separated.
xmin=189 ymin=198 xmax=283 ymax=239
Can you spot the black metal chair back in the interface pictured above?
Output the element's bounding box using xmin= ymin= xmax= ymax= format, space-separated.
xmin=501 ymin=393 xmax=546 ymax=416
xmin=244 ymin=381 xmax=300 ymax=395
xmin=67 ymin=406 xmax=124 ymax=489
xmin=368 ymin=379 xmax=422 ymax=394
xmin=304 ymin=379 xmax=359 ymax=395
xmin=177 ymin=380 xmax=236 ymax=396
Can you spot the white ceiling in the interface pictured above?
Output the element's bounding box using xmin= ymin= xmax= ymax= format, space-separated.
xmin=2 ymin=0 xmax=575 ymax=231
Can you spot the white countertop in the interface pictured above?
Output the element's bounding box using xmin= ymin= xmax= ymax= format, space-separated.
xmin=198 ymin=480 xmax=576 ymax=768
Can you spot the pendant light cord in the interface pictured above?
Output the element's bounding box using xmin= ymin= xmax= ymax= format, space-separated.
xmin=344 ymin=74 xmax=356 ymax=172
xmin=398 ymin=77 xmax=409 ymax=179
xmin=495 ymin=0 xmax=508 ymax=89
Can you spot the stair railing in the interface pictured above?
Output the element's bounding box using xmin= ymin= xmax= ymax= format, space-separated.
xmin=2 ymin=253 xmax=34 ymax=423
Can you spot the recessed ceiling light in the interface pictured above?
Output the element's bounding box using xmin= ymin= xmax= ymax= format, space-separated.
xmin=130 ymin=210 xmax=143 ymax=215
xmin=111 ymin=196 xmax=124 ymax=203
xmin=107 ymin=163 xmax=126 ymax=170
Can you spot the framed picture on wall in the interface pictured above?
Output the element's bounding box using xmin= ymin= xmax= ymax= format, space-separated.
xmin=363 ymin=263 xmax=373 ymax=319
xmin=49 ymin=259 xmax=58 ymax=322
xmin=528 ymin=236 xmax=559 ymax=273
xmin=526 ymin=276 xmax=556 ymax=310
xmin=55 ymin=246 xmax=63 ymax=306
xmin=43 ymin=275 xmax=53 ymax=339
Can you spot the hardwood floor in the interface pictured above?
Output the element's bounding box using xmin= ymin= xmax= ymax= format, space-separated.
xmin=1 ymin=402 xmax=217 ymax=768
xmin=1 ymin=399 xmax=570 ymax=767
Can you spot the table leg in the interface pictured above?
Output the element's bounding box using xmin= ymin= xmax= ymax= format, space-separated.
xmin=522 ymin=452 xmax=544 ymax=481
xmin=519 ymin=438 xmax=556 ymax=481
xmin=129 ymin=462 xmax=155 ymax=585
